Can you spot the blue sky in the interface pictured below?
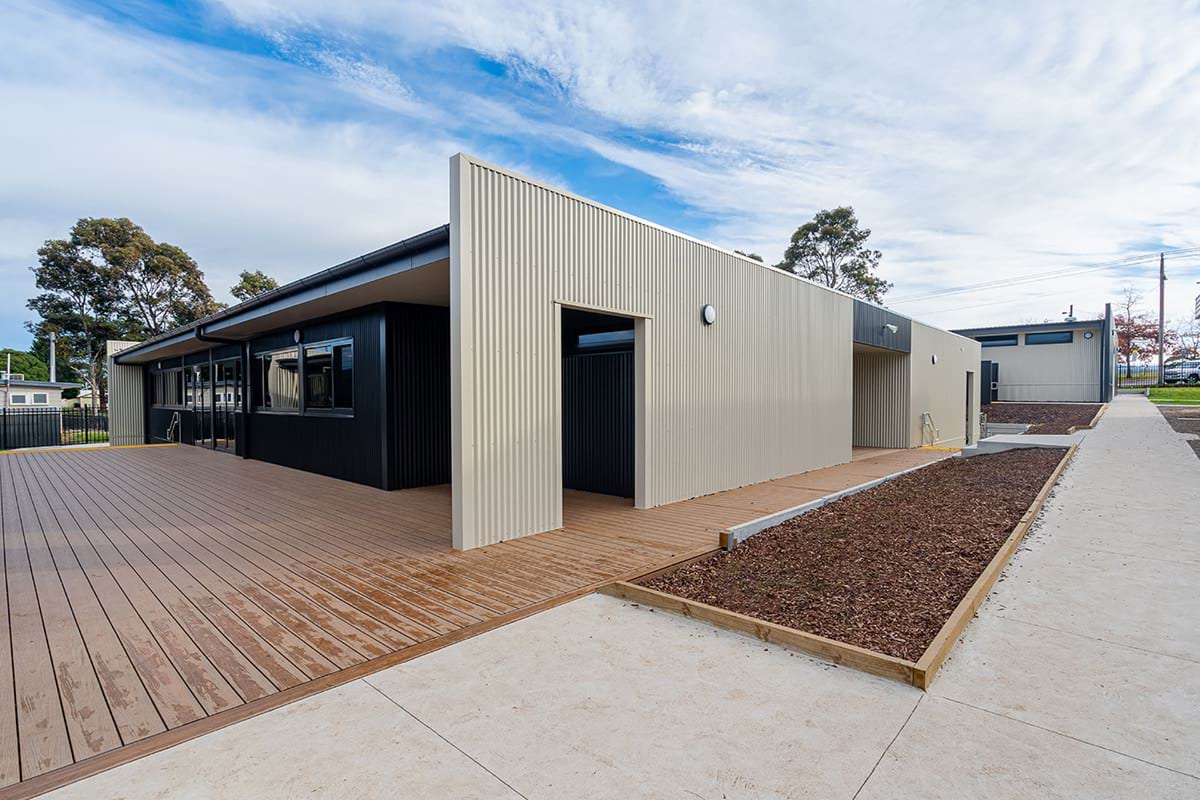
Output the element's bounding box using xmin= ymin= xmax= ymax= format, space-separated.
xmin=2 ymin=0 xmax=1199 ymax=349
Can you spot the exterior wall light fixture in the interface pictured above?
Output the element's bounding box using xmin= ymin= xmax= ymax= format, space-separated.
xmin=701 ymin=304 xmax=716 ymax=325
xmin=931 ymin=354 xmax=939 ymax=365
xmin=883 ymin=323 xmax=899 ymax=334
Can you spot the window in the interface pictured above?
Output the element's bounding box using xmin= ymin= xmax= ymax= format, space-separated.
xmin=151 ymin=368 xmax=184 ymax=407
xmin=9 ymin=393 xmax=26 ymax=404
xmin=977 ymin=334 xmax=1018 ymax=347
xmin=303 ymin=340 xmax=353 ymax=412
xmin=32 ymin=393 xmax=48 ymax=405
xmin=1025 ymin=331 xmax=1073 ymax=345
xmin=256 ymin=347 xmax=300 ymax=411
xmin=577 ymin=330 xmax=635 ymax=351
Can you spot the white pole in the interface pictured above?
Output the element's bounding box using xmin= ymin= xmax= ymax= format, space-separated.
xmin=49 ymin=332 xmax=56 ymax=383
xmin=5 ymin=352 xmax=10 ymax=409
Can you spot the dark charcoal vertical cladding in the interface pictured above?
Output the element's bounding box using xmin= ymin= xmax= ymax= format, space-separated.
xmin=562 ymin=351 xmax=635 ymax=498
xmin=852 ymin=300 xmax=912 ymax=352
xmin=389 ymin=303 xmax=451 ymax=489
xmin=248 ymin=306 xmax=388 ymax=488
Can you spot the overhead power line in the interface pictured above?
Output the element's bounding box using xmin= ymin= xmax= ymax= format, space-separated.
xmin=887 ymin=247 xmax=1200 ymax=305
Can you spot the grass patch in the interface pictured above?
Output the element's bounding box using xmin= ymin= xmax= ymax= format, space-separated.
xmin=1149 ymin=386 xmax=1200 ymax=405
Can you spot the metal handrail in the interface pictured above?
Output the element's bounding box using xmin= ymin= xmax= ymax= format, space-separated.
xmin=920 ymin=412 xmax=939 ymax=446
xmin=166 ymin=411 xmax=180 ymax=443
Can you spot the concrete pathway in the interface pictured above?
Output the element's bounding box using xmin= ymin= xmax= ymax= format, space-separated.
xmin=44 ymin=397 xmax=1199 ymax=799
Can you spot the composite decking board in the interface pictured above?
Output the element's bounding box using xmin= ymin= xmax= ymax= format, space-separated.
xmin=48 ymin=451 xmax=393 ymax=662
xmin=17 ymin=455 xmax=208 ymax=732
xmin=113 ymin=455 xmax=501 ymax=618
xmin=81 ymin=456 xmax=466 ymax=645
xmin=2 ymin=458 xmax=75 ymax=779
xmin=41 ymin=458 xmax=285 ymax=704
xmin=8 ymin=460 xmax=124 ymax=762
xmin=59 ymin=463 xmax=326 ymax=688
xmin=58 ymin=461 xmax=340 ymax=680
xmin=22 ymin=455 xmax=246 ymax=718
xmin=0 ymin=464 xmax=18 ymax=787
xmin=10 ymin=459 xmax=166 ymax=745
xmin=57 ymin=458 xmax=400 ymax=661
xmin=2 ymin=444 xmax=943 ymax=795
xmin=67 ymin=457 xmax=431 ymax=652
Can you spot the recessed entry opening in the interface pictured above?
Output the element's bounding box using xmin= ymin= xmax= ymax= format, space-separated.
xmin=852 ymin=342 xmax=910 ymax=451
xmin=561 ymin=308 xmax=635 ymax=498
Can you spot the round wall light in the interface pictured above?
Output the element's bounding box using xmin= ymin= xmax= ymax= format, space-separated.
xmin=701 ymin=304 xmax=716 ymax=325
xmin=293 ymin=329 xmax=302 ymax=343
xmin=931 ymin=354 xmax=939 ymax=365
xmin=1083 ymin=331 xmax=1094 ymax=339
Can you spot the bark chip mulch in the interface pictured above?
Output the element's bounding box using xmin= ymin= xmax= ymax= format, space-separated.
xmin=641 ymin=448 xmax=1066 ymax=662
xmin=1158 ymin=406 xmax=1200 ymax=460
xmin=982 ymin=402 xmax=1101 ymax=434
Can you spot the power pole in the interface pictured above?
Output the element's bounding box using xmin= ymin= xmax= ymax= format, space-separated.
xmin=1158 ymin=253 xmax=1166 ymax=386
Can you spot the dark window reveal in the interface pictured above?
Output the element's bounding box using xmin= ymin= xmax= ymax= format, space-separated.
xmin=1025 ymin=331 xmax=1073 ymax=345
xmin=577 ymin=330 xmax=635 ymax=351
xmin=151 ymin=368 xmax=184 ymax=407
xmin=304 ymin=340 xmax=353 ymax=412
xmin=977 ymin=334 xmax=1018 ymax=347
xmin=256 ymin=347 xmax=300 ymax=411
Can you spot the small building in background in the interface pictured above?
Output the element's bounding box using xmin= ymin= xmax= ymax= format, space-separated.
xmin=953 ymin=307 xmax=1116 ymax=404
xmin=0 ymin=373 xmax=82 ymax=408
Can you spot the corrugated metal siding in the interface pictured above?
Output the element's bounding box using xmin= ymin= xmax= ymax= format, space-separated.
xmin=968 ymin=325 xmax=1102 ymax=402
xmin=562 ymin=351 xmax=635 ymax=497
xmin=852 ymin=352 xmax=911 ymax=447
xmin=451 ymin=154 xmax=853 ymax=548
xmin=390 ymin=303 xmax=452 ymax=489
xmin=909 ymin=322 xmax=981 ymax=447
xmin=106 ymin=340 xmax=145 ymax=446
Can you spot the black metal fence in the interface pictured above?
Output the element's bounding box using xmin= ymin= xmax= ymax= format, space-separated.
xmin=0 ymin=407 xmax=109 ymax=450
xmin=1116 ymin=364 xmax=1160 ymax=389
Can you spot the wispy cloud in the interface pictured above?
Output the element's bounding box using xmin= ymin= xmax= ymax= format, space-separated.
xmin=2 ymin=0 xmax=1199 ymax=347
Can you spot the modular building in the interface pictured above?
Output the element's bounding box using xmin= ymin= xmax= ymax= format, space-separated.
xmin=110 ymin=154 xmax=980 ymax=550
xmin=953 ymin=309 xmax=1116 ymax=404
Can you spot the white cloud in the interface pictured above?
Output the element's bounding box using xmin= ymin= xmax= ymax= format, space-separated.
xmin=213 ymin=0 xmax=1200 ymax=327
xmin=3 ymin=0 xmax=1199 ymax=348
xmin=0 ymin=1 xmax=458 ymax=342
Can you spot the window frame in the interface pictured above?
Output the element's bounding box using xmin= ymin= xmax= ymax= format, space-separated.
xmin=150 ymin=366 xmax=186 ymax=409
xmin=32 ymin=392 xmax=48 ymax=405
xmin=252 ymin=337 xmax=354 ymax=418
xmin=976 ymin=334 xmax=1019 ymax=348
xmin=300 ymin=337 xmax=354 ymax=417
xmin=253 ymin=346 xmax=302 ymax=415
xmin=1025 ymin=330 xmax=1074 ymax=345
xmin=9 ymin=393 xmax=27 ymax=405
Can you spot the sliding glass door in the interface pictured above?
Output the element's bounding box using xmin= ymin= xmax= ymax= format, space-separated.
xmin=213 ymin=358 xmax=241 ymax=453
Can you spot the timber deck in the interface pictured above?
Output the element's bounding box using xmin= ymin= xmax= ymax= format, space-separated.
xmin=0 ymin=443 xmax=946 ymax=797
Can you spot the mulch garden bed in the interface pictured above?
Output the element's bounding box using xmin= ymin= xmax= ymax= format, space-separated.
xmin=641 ymin=448 xmax=1066 ymax=662
xmin=1158 ymin=406 xmax=1200 ymax=460
xmin=983 ymin=402 xmax=1101 ymax=434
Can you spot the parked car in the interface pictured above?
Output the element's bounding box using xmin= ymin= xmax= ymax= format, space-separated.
xmin=1163 ymin=360 xmax=1200 ymax=384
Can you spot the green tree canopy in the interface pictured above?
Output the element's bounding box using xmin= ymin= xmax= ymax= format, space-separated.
xmin=0 ymin=348 xmax=51 ymax=381
xmin=776 ymin=207 xmax=891 ymax=303
xmin=26 ymin=217 xmax=219 ymax=406
xmin=231 ymin=269 xmax=281 ymax=302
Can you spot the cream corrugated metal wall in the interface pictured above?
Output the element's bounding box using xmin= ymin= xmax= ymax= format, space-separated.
xmin=450 ymin=154 xmax=853 ymax=549
xmin=909 ymin=322 xmax=981 ymax=447
xmin=982 ymin=327 xmax=1102 ymax=401
xmin=106 ymin=340 xmax=145 ymax=446
xmin=852 ymin=352 xmax=911 ymax=448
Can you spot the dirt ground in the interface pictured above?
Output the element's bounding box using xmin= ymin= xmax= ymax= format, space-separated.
xmin=983 ymin=402 xmax=1102 ymax=434
xmin=642 ymin=448 xmax=1066 ymax=662
xmin=1157 ymin=405 xmax=1200 ymax=460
